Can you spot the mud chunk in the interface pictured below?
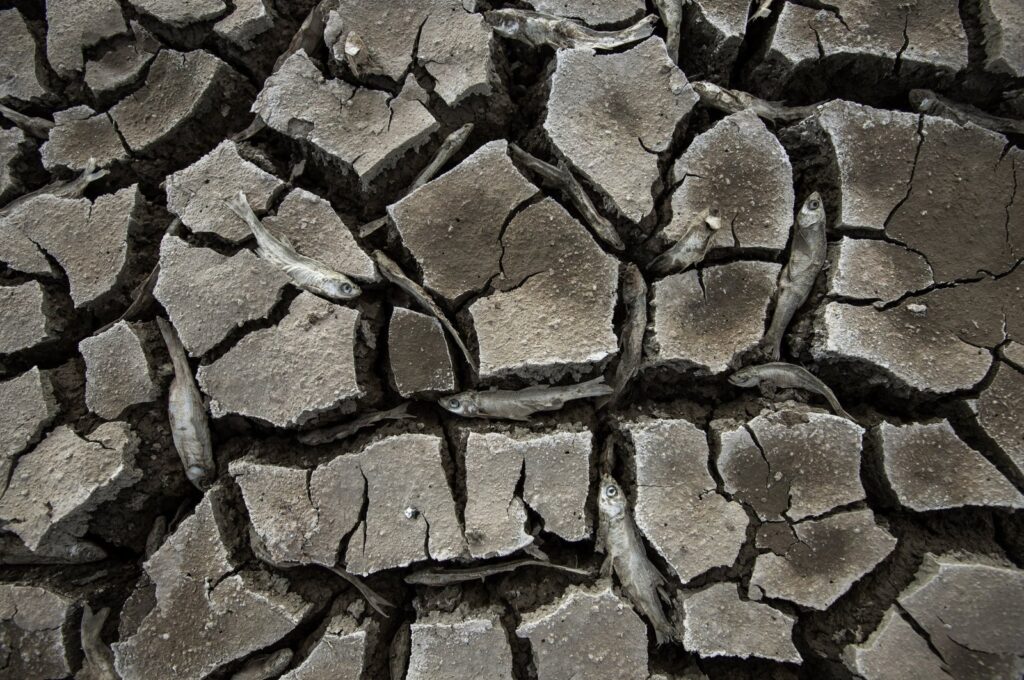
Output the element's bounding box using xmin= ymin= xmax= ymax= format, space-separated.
xmin=648 ymin=261 xmax=780 ymax=375
xmin=544 ymin=37 xmax=697 ymax=224
xmin=750 ymin=509 xmax=897 ymax=610
xmin=0 ymin=9 xmax=48 ymax=102
xmin=390 ymin=140 xmax=538 ymax=304
xmin=84 ymin=30 xmax=158 ymax=97
xmin=281 ymin=615 xmax=368 ymax=680
xmin=843 ymin=606 xmax=951 ymax=680
xmin=265 ymin=188 xmax=377 ymax=282
xmin=419 ymin=7 xmax=499 ymax=107
xmin=0 ymin=127 xmax=29 ymax=201
xmin=45 ymin=0 xmax=127 ymax=77
xmin=388 ymin=308 xmax=457 ymax=397
xmin=877 ymin=420 xmax=1024 ymax=511
xmin=166 ymin=140 xmax=285 ymax=243
xmin=110 ymin=49 xmax=248 ymax=154
xmin=155 ymin=234 xmax=288 ymax=356
xmin=827 ymin=237 xmax=933 ymax=303
xmin=519 ymin=429 xmax=592 ymax=541
xmin=113 ymin=488 xmax=313 ymax=680
xmin=626 ymin=418 xmax=747 ymax=584
xmin=0 ymin=282 xmax=59 ymax=354
xmin=899 ymin=554 xmax=1024 ymax=679
xmin=976 ymin=361 xmax=1024 ymax=476
xmin=344 ymin=434 xmax=464 ymax=574
xmin=214 ymin=0 xmax=274 ymax=50
xmin=517 ymin=584 xmax=649 ymax=680
xmin=129 ymin=0 xmax=226 ymax=26
xmin=80 ymin=321 xmax=159 ymax=420
xmin=682 ymin=0 xmax=750 ymax=77
xmin=715 ymin=410 xmax=866 ymax=521
xmin=529 ymin=0 xmax=645 ymax=25
xmin=0 ymin=585 xmax=75 ymax=679
xmin=0 ymin=368 xmax=57 ymax=492
xmin=980 ymin=0 xmax=1024 ymax=77
xmin=469 ymin=198 xmax=619 ymax=381
xmin=683 ymin=582 xmax=801 ymax=664
xmin=329 ymin=0 xmax=436 ymax=81
xmin=40 ymin=106 xmax=129 ymax=172
xmin=408 ymin=615 xmax=513 ymax=680
xmin=0 ymin=422 xmax=140 ymax=552
xmin=198 ymin=294 xmax=362 ymax=427
xmin=463 ymin=433 xmax=534 ymax=558
xmin=668 ymin=110 xmax=794 ymax=251
xmin=253 ymin=51 xmax=438 ymax=186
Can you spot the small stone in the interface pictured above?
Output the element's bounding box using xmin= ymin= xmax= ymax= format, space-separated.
xmin=390 ymin=140 xmax=538 ymax=304
xmin=154 ymin=234 xmax=288 ymax=356
xmin=843 ymin=606 xmax=951 ymax=680
xmin=898 ymin=554 xmax=1024 ymax=679
xmin=166 ymin=140 xmax=285 ymax=243
xmin=0 ymin=281 xmax=59 ymax=354
xmin=0 ymin=422 xmax=141 ymax=551
xmin=0 ymin=367 xmax=57 ymax=492
xmin=80 ymin=321 xmax=159 ymax=419
xmin=281 ymin=615 xmax=368 ymax=680
xmin=214 ymin=0 xmax=274 ymax=50
xmin=877 ymin=420 xmax=1024 ymax=511
xmin=419 ymin=6 xmax=499 ymax=107
xmin=45 ymin=0 xmax=127 ymax=77
xmin=828 ymin=237 xmax=934 ymax=303
xmin=750 ymin=509 xmax=897 ymax=610
xmin=198 ymin=293 xmax=362 ymax=428
xmin=408 ymin=615 xmax=514 ymax=680
xmin=464 ymin=432 xmax=534 ymax=558
xmin=388 ymin=308 xmax=456 ymax=397
xmin=715 ymin=410 xmax=866 ymax=521
xmin=648 ymin=261 xmax=781 ymax=375
xmin=545 ymin=37 xmax=696 ymax=224
xmin=40 ymin=106 xmax=129 ymax=172
xmin=668 ymin=110 xmax=794 ymax=251
xmin=682 ymin=582 xmax=801 ymax=664
xmin=529 ymin=0 xmax=646 ymax=25
xmin=980 ymin=0 xmax=1024 ymax=77
xmin=469 ymin=198 xmax=619 ymax=381
xmin=0 ymin=585 xmax=76 ymax=679
xmin=264 ymin=188 xmax=377 ymax=282
xmin=0 ymin=9 xmax=48 ymax=102
xmin=517 ymin=584 xmax=649 ymax=680
xmin=129 ymin=0 xmax=227 ymax=27
xmin=626 ymin=418 xmax=747 ymax=584
xmin=976 ymin=361 xmax=1024 ymax=476
xmin=0 ymin=126 xmax=29 ymax=202
xmin=252 ymin=51 xmax=439 ymax=186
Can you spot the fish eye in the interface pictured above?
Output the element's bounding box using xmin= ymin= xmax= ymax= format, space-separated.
xmin=341 ymin=283 xmax=353 ymax=293
xmin=187 ymin=465 xmax=207 ymax=480
xmin=808 ymin=199 xmax=821 ymax=210
xmin=448 ymin=398 xmax=460 ymax=409
xmin=605 ymin=485 xmax=618 ymax=497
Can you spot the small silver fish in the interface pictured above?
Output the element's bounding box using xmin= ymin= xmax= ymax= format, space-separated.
xmin=508 ymin=144 xmax=624 ymax=251
xmin=156 ymin=317 xmax=215 ymax=489
xmin=649 ymin=207 xmax=723 ymax=276
xmin=389 ymin=623 xmax=411 ymax=680
xmin=691 ymin=81 xmax=817 ymax=123
xmin=411 ymin=123 xmax=474 ymax=192
xmin=297 ymin=403 xmax=414 ymax=446
xmin=485 ymin=9 xmax=658 ymax=51
xmin=404 ymin=558 xmax=591 ymax=586
xmin=0 ymin=103 xmax=54 ymax=139
xmin=598 ymin=264 xmax=647 ymax=409
xmin=653 ymin=0 xmax=683 ymax=61
xmin=77 ymin=605 xmax=118 ymax=680
xmin=227 ymin=192 xmax=361 ymax=302
xmin=230 ymin=649 xmax=293 ymax=680
xmin=761 ymin=192 xmax=827 ymax=361
xmin=327 ymin=565 xmax=394 ymax=617
xmin=0 ymin=158 xmax=107 ymax=218
xmin=439 ymin=377 xmax=612 ymax=421
xmin=597 ymin=474 xmax=677 ymax=645
xmin=909 ymin=89 xmax=1024 ymax=137
xmin=729 ymin=362 xmax=854 ymax=420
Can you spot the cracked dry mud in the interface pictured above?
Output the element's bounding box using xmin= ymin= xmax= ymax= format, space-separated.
xmin=0 ymin=1 xmax=1022 ymax=679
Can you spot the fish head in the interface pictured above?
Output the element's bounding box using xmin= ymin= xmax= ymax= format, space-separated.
xmin=597 ymin=474 xmax=627 ymax=520
xmin=439 ymin=392 xmax=479 ymax=417
xmin=186 ymin=464 xmax=213 ymax=488
xmin=728 ymin=366 xmax=759 ymax=388
xmin=321 ymin=276 xmax=361 ymax=301
xmin=703 ymin=206 xmax=723 ymax=232
xmin=797 ymin=192 xmax=824 ymax=229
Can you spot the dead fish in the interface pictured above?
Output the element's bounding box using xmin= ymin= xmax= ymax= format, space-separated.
xmin=372 ymin=250 xmax=477 ymax=373
xmin=297 ymin=403 xmax=415 ymax=446
xmin=751 ymin=0 xmax=773 ymax=21
xmin=598 ymin=474 xmax=677 ymax=645
xmin=485 ymin=9 xmax=658 ymax=51
xmin=508 ymin=143 xmax=624 ymax=251
xmin=327 ymin=566 xmax=394 ymax=617
xmin=0 ymin=158 xmax=107 ymax=218
xmin=0 ymin=103 xmax=54 ymax=139
xmin=389 ymin=623 xmax=411 ymax=680
xmin=761 ymin=192 xmax=827 ymax=361
xmin=227 ymin=192 xmax=362 ymax=302
xmin=344 ymin=31 xmax=384 ymax=79
xmin=909 ymin=88 xmax=1024 ymax=137
xmin=648 ymin=207 xmax=723 ymax=276
xmin=729 ymin=362 xmax=854 ymax=420
xmin=691 ymin=81 xmax=817 ymax=123
xmin=598 ymin=264 xmax=647 ymax=409
xmin=404 ymin=558 xmax=591 ymax=586
xmin=156 ymin=317 xmax=215 ymax=489
xmin=653 ymin=0 xmax=683 ymax=60
xmin=230 ymin=649 xmax=293 ymax=680
xmin=439 ymin=377 xmax=612 ymax=421
xmin=77 ymin=605 xmax=118 ymax=680
xmin=411 ymin=123 xmax=474 ymax=192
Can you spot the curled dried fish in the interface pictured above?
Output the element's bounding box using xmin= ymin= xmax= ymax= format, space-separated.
xmin=649 ymin=207 xmax=723 ymax=276
xmin=485 ymin=9 xmax=657 ymax=51
xmin=598 ymin=264 xmax=647 ymax=409
xmin=729 ymin=362 xmax=854 ymax=420
xmin=691 ymin=81 xmax=817 ymax=123
xmin=0 ymin=158 xmax=107 ymax=218
xmin=910 ymin=88 xmax=1024 ymax=137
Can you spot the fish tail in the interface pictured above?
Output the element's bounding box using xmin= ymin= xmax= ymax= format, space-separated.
xmin=225 ymin=191 xmax=274 ymax=247
xmin=620 ymin=14 xmax=658 ymax=43
xmin=825 ymin=394 xmax=855 ymax=421
xmin=156 ymin=317 xmax=192 ymax=377
xmin=573 ymin=377 xmax=614 ymax=400
xmin=382 ymin=402 xmax=415 ymax=420
xmin=80 ymin=158 xmax=108 ymax=186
